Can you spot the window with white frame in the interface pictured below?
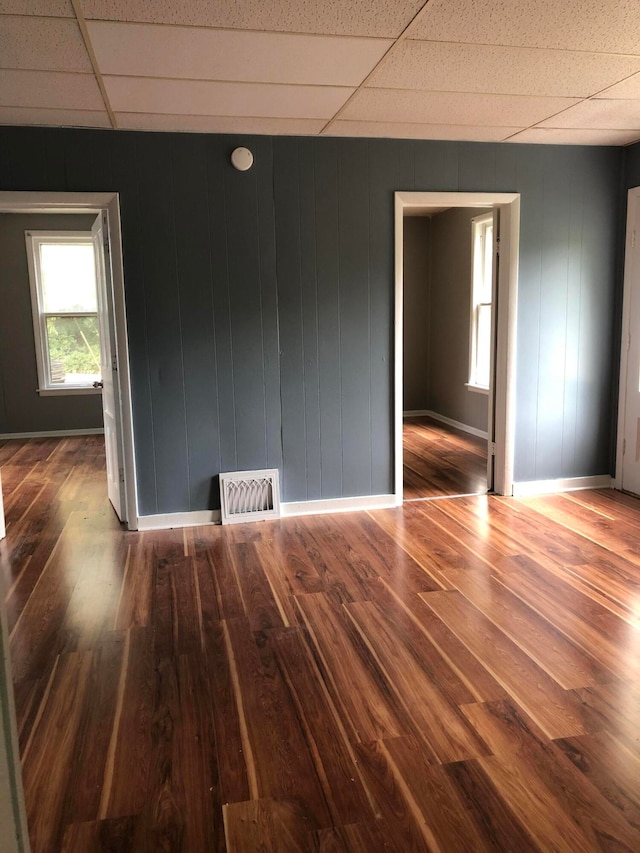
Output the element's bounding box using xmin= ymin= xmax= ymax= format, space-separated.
xmin=468 ymin=213 xmax=494 ymax=391
xmin=25 ymin=231 xmax=102 ymax=394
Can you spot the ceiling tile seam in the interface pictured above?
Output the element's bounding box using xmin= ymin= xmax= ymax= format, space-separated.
xmin=70 ymin=0 xmax=117 ymax=128
xmin=0 ymin=13 xmax=73 ymax=21
xmin=324 ymin=118 xmax=527 ymax=129
xmin=402 ymin=37 xmax=640 ymax=59
xmin=85 ymin=20 xmax=395 ymax=43
xmin=0 ymin=104 xmax=109 ymax=114
xmin=101 ymin=74 xmax=356 ymax=89
xmin=107 ymin=111 xmax=526 ymax=126
xmin=357 ymin=85 xmax=583 ymax=100
xmin=319 ymin=0 xmax=433 ymax=135
xmin=0 ymin=67 xmax=96 ymax=76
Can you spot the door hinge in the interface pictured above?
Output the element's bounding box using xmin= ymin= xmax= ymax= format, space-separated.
xmin=633 ymin=230 xmax=637 ymax=249
xmin=623 ymin=438 xmax=627 ymax=456
xmin=119 ymin=467 xmax=125 ymax=483
xmin=489 ymin=441 xmax=497 ymax=456
xmin=111 ymin=355 xmax=118 ymax=371
xmin=495 ymin=237 xmax=501 ymax=257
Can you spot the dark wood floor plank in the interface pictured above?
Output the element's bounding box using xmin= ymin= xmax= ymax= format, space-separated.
xmin=295 ymin=593 xmax=407 ymax=742
xmin=420 ymin=590 xmax=592 ymax=738
xmin=271 ymin=627 xmax=377 ymax=827
xmin=223 ymin=798 xmax=313 ymax=853
xmin=21 ymin=650 xmax=94 ymax=853
xmin=440 ymin=566 xmax=610 ymax=689
xmin=221 ymin=616 xmax=332 ymax=830
xmin=4 ymin=436 xmax=640 ymax=851
xmin=344 ymin=600 xmax=490 ymax=762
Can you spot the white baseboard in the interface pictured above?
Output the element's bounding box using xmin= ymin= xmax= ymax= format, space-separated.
xmin=137 ymin=509 xmax=221 ymax=531
xmin=0 ymin=428 xmax=104 ymax=439
xmin=137 ymin=494 xmax=397 ymax=530
xmin=403 ymin=409 xmax=488 ymax=440
xmin=512 ymin=474 xmax=613 ymax=497
xmin=281 ymin=493 xmax=396 ymax=517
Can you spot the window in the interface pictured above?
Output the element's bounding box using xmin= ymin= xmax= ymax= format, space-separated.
xmin=468 ymin=213 xmax=494 ymax=392
xmin=25 ymin=231 xmax=102 ymax=395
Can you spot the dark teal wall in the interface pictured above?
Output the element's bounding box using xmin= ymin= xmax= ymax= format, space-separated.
xmin=0 ymin=128 xmax=623 ymax=512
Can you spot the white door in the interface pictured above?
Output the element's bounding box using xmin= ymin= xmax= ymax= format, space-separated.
xmin=619 ymin=188 xmax=640 ymax=495
xmin=92 ymin=213 xmax=126 ymax=521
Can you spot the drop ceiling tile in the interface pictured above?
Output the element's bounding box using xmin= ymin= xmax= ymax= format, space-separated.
xmin=116 ymin=113 xmax=325 ymax=135
xmin=0 ymin=16 xmax=92 ymax=73
xmin=88 ymin=21 xmax=392 ymax=86
xmin=410 ymin=0 xmax=640 ymax=53
xmin=83 ymin=0 xmax=424 ymax=37
xmin=342 ymin=88 xmax=580 ymax=128
xmin=370 ymin=40 xmax=640 ymax=98
xmin=595 ymin=72 xmax=640 ymax=99
xmin=0 ymin=69 xmax=104 ymax=110
xmin=0 ymin=106 xmax=111 ymax=128
xmin=536 ymin=99 xmax=640 ymax=130
xmin=326 ymin=121 xmax=520 ymax=142
xmin=507 ymin=127 xmax=640 ymax=145
xmin=0 ymin=1 xmax=73 ymax=15
xmin=105 ymin=76 xmax=353 ymax=119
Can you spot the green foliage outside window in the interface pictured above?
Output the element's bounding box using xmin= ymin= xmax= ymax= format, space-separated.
xmin=46 ymin=316 xmax=101 ymax=377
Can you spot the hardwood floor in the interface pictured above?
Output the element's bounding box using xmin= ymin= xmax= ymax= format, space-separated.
xmin=403 ymin=416 xmax=487 ymax=499
xmin=2 ymin=436 xmax=640 ymax=851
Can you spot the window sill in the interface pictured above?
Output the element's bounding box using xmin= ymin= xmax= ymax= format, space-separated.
xmin=37 ymin=387 xmax=102 ymax=397
xmin=465 ymin=382 xmax=489 ymax=396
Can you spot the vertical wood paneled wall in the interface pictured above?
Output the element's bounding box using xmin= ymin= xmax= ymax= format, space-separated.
xmin=0 ymin=128 xmax=623 ymax=512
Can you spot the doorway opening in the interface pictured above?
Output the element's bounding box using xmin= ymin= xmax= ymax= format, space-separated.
xmin=394 ymin=191 xmax=520 ymax=505
xmin=0 ymin=192 xmax=138 ymax=530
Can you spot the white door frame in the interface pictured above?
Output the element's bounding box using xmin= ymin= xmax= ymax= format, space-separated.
xmin=615 ymin=186 xmax=640 ymax=489
xmin=0 ymin=191 xmax=138 ymax=530
xmin=394 ymin=191 xmax=520 ymax=503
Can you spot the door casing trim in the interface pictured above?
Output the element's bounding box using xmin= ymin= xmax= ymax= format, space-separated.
xmin=394 ymin=191 xmax=520 ymax=503
xmin=0 ymin=191 xmax=139 ymax=529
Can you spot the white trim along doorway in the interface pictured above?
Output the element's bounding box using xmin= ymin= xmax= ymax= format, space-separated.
xmin=0 ymin=191 xmax=138 ymax=531
xmin=394 ymin=191 xmax=521 ymax=504
xmin=616 ymin=185 xmax=640 ymax=495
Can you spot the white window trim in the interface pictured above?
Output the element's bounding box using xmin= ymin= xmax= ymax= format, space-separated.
xmin=25 ymin=230 xmax=102 ymax=396
xmin=468 ymin=212 xmax=494 ymax=394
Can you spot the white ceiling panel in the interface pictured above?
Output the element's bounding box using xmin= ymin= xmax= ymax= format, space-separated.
xmin=507 ymin=127 xmax=640 ymax=145
xmin=0 ymin=1 xmax=74 ymax=15
xmin=410 ymin=0 xmax=640 ymax=54
xmin=87 ymin=21 xmax=392 ymax=86
xmin=83 ymin=0 xmax=425 ymax=38
xmin=537 ymin=99 xmax=640 ymax=130
xmin=369 ymin=40 xmax=640 ymax=99
xmin=341 ymin=89 xmax=580 ymax=128
xmin=116 ymin=113 xmax=326 ymax=135
xmin=325 ymin=121 xmax=520 ymax=141
xmin=0 ymin=16 xmax=92 ymax=73
xmin=0 ymin=106 xmax=111 ymax=128
xmin=105 ymin=76 xmax=353 ymax=119
xmin=0 ymin=69 xmax=105 ymax=110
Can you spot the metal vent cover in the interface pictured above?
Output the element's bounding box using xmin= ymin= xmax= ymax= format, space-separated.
xmin=219 ymin=469 xmax=281 ymax=525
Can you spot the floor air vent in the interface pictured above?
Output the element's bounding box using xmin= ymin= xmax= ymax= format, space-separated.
xmin=219 ymin=469 xmax=281 ymax=525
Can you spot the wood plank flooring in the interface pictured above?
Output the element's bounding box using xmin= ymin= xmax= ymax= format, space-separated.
xmin=403 ymin=416 xmax=487 ymax=499
xmin=2 ymin=436 xmax=640 ymax=851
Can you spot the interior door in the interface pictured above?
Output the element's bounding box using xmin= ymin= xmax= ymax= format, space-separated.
xmin=92 ymin=213 xmax=126 ymax=521
xmin=620 ymin=190 xmax=640 ymax=495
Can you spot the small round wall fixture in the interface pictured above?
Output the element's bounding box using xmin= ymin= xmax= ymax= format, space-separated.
xmin=231 ymin=147 xmax=254 ymax=171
